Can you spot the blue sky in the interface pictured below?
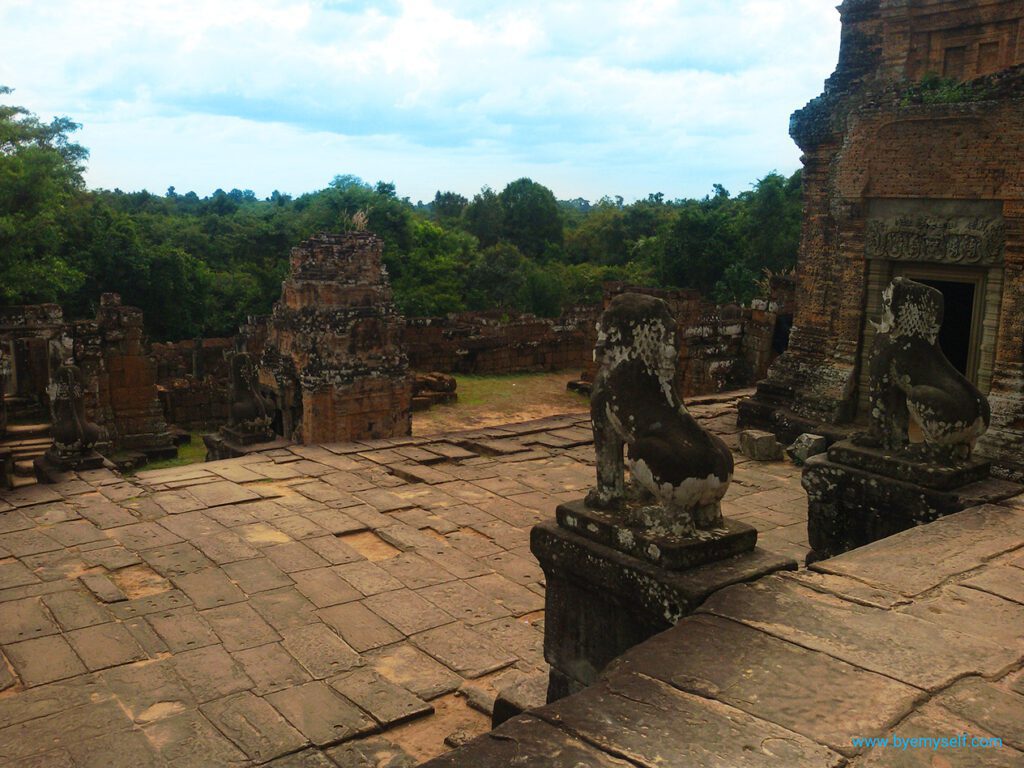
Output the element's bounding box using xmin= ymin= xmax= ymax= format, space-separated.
xmin=0 ymin=0 xmax=841 ymax=203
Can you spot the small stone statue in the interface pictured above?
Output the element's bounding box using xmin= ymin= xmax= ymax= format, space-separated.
xmin=587 ymin=293 xmax=733 ymax=536
xmin=856 ymin=277 xmax=990 ymax=462
xmin=48 ymin=364 xmax=101 ymax=457
xmin=227 ymin=352 xmax=273 ymax=438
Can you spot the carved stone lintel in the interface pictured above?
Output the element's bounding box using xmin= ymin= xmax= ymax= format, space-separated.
xmin=865 ymin=216 xmax=1005 ymax=265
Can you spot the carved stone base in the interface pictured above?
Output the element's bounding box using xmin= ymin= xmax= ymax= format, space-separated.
xmin=203 ymin=432 xmax=291 ymax=461
xmin=803 ymin=441 xmax=1021 ymax=562
xmin=34 ymin=449 xmax=105 ymax=483
xmin=220 ymin=424 xmax=276 ymax=447
xmin=531 ymin=518 xmax=796 ymax=703
xmin=555 ymin=500 xmax=756 ymax=570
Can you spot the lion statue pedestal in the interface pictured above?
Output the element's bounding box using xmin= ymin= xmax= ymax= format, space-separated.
xmin=528 ymin=293 xmax=794 ymax=706
xmin=803 ymin=278 xmax=1020 ymax=562
xmin=557 ymin=292 xmax=756 ymax=569
xmin=34 ymin=364 xmax=105 ymax=482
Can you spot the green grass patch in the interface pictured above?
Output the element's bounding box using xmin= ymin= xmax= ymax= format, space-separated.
xmin=129 ymin=432 xmax=207 ymax=473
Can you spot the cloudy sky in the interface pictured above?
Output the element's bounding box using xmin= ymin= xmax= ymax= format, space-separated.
xmin=1 ymin=0 xmax=841 ymax=203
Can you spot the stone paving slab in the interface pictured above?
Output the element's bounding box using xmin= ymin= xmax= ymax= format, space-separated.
xmin=0 ymin=397 xmax=828 ymax=764
xmin=431 ymin=491 xmax=1024 ymax=768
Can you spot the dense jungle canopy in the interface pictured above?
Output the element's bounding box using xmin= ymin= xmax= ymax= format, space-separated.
xmin=0 ymin=88 xmax=802 ymax=342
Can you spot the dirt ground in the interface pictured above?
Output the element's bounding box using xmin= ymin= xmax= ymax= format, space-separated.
xmin=412 ymin=371 xmax=589 ymax=436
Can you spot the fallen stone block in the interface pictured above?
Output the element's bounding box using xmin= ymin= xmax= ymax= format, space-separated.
xmin=739 ymin=430 xmax=783 ymax=461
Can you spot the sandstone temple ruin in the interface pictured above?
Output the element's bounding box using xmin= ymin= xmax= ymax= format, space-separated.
xmin=740 ymin=0 xmax=1024 ymax=481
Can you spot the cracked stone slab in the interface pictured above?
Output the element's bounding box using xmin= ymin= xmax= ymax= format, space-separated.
xmin=411 ymin=622 xmax=517 ymax=679
xmin=143 ymin=709 xmax=248 ymax=766
xmin=232 ymin=642 xmax=312 ymax=695
xmin=366 ymin=642 xmax=462 ymax=701
xmin=201 ymin=691 xmax=308 ymax=762
xmin=330 ymin=667 xmax=433 ymax=727
xmin=535 ymin=672 xmax=842 ymax=767
xmin=280 ymin=623 xmax=361 ymax=679
xmin=65 ymin=622 xmax=147 ymax=670
xmin=811 ymin=504 xmax=1024 ymax=597
xmin=606 ymin=612 xmax=924 ymax=756
xmin=700 ymin=575 xmax=1017 ymax=691
xmin=266 ymin=681 xmax=375 ymax=746
xmin=933 ymin=678 xmax=1024 ymax=752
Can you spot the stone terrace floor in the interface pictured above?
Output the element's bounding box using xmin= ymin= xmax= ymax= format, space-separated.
xmin=0 ymin=392 xmax=810 ymax=767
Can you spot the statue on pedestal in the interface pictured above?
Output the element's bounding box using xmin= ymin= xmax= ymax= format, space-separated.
xmin=557 ymin=293 xmax=753 ymax=570
xmin=857 ymin=277 xmax=990 ymax=462
xmin=803 ymin=277 xmax=1007 ymax=562
xmin=35 ymin=364 xmax=105 ymax=478
xmin=223 ymin=352 xmax=274 ymax=445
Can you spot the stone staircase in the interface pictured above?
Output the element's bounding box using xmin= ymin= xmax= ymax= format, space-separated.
xmin=1 ymin=396 xmax=52 ymax=488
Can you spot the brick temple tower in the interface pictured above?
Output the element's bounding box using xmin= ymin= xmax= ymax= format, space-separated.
xmin=260 ymin=232 xmax=412 ymax=444
xmin=740 ymin=0 xmax=1024 ymax=479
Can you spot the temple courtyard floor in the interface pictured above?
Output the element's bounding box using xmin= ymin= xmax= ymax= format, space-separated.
xmin=0 ymin=393 xmax=1020 ymax=767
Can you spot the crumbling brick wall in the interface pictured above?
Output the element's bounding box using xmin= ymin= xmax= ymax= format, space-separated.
xmin=402 ymin=308 xmax=598 ymax=375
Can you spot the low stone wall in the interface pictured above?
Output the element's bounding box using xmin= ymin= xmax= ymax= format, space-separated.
xmin=157 ymin=378 xmax=230 ymax=431
xmin=152 ymin=338 xmax=233 ymax=383
xmin=596 ymin=281 xmax=793 ymax=397
xmin=402 ymin=308 xmax=599 ymax=375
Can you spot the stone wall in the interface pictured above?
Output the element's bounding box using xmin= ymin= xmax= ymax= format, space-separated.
xmin=0 ymin=304 xmax=64 ymax=408
xmin=259 ymin=232 xmax=412 ymax=444
xmin=152 ymin=338 xmax=233 ymax=431
xmin=152 ymin=338 xmax=233 ymax=383
xmin=402 ymin=308 xmax=598 ymax=375
xmin=739 ymin=0 xmax=1024 ymax=478
xmin=597 ymin=281 xmax=793 ymax=397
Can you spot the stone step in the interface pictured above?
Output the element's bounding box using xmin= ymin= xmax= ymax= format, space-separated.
xmin=4 ymin=423 xmax=51 ymax=439
xmin=10 ymin=474 xmax=37 ymax=489
xmin=13 ymin=459 xmax=35 ymax=477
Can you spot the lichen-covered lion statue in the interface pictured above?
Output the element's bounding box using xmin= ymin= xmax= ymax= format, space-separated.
xmin=586 ymin=292 xmax=733 ymax=536
xmin=857 ymin=277 xmax=989 ymax=461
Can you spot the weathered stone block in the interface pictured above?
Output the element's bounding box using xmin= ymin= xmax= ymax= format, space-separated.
xmin=786 ymin=432 xmax=827 ymax=465
xmin=739 ymin=429 xmax=783 ymax=461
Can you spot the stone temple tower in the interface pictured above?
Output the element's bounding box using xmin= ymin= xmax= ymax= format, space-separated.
xmin=260 ymin=232 xmax=412 ymax=444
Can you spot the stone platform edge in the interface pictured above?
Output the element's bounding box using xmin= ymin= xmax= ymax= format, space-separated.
xmin=422 ymin=494 xmax=1024 ymax=767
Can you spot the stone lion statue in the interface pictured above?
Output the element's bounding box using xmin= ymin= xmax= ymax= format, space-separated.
xmin=586 ymin=293 xmax=733 ymax=536
xmin=857 ymin=277 xmax=989 ymax=461
xmin=48 ymin=364 xmax=101 ymax=456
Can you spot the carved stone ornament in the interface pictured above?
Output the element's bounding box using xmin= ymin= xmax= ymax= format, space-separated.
xmin=865 ymin=216 xmax=1004 ymax=265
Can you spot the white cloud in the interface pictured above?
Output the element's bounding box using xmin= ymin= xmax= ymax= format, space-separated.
xmin=0 ymin=0 xmax=840 ymax=201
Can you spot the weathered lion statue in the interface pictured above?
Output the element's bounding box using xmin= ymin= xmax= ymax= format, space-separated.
xmin=48 ymin=364 xmax=101 ymax=456
xmin=856 ymin=277 xmax=990 ymax=461
xmin=586 ymin=292 xmax=733 ymax=536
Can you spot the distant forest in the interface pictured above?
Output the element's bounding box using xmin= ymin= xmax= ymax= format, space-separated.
xmin=1 ymin=88 xmax=802 ymax=342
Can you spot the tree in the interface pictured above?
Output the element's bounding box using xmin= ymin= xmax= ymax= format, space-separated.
xmin=462 ymin=186 xmax=504 ymax=247
xmin=431 ymin=190 xmax=468 ymax=222
xmin=498 ymin=178 xmax=562 ymax=259
xmin=466 ymin=243 xmax=527 ymax=310
xmin=0 ymin=87 xmax=88 ymax=303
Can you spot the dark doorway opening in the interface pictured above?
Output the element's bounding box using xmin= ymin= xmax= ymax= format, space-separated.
xmin=918 ymin=279 xmax=975 ymax=376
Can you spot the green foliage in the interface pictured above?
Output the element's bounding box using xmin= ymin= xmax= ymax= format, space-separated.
xmin=0 ymin=90 xmax=804 ymax=339
xmin=901 ymin=73 xmax=992 ymax=106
